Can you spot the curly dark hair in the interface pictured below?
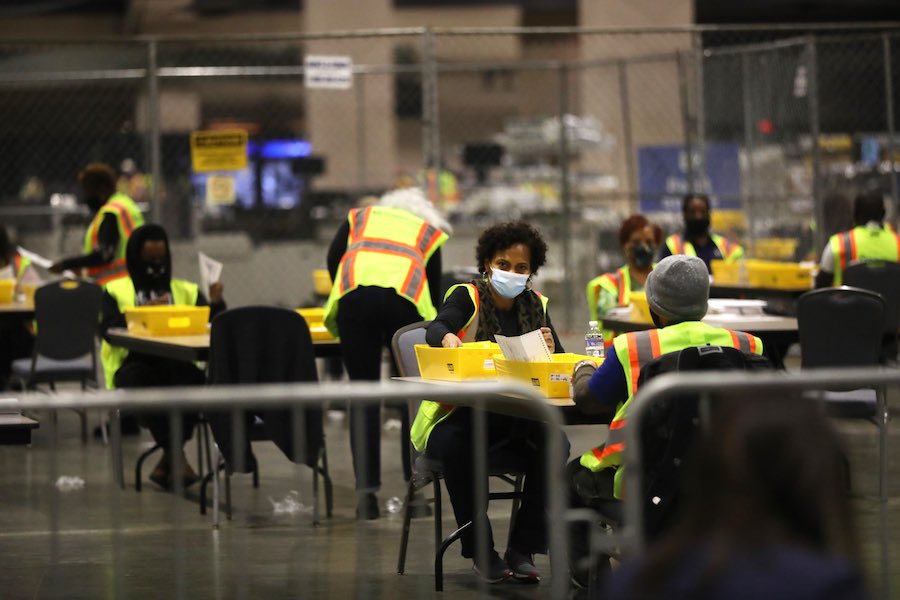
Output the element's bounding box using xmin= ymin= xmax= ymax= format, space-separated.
xmin=618 ymin=214 xmax=663 ymax=248
xmin=475 ymin=221 xmax=548 ymax=274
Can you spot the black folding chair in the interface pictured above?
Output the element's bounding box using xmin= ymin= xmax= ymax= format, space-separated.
xmin=202 ymin=306 xmax=332 ymax=526
xmin=797 ymin=286 xmax=889 ymax=502
xmin=843 ymin=260 xmax=900 ymax=363
xmin=11 ymin=279 xmax=102 ymax=443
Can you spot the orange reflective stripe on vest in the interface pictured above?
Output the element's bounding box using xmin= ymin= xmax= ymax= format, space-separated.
xmin=340 ymin=239 xmax=428 ymax=302
xmin=624 ymin=328 xmax=661 ymax=394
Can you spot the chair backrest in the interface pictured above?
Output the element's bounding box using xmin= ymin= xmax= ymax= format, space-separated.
xmin=391 ymin=320 xmax=432 ymax=377
xmin=207 ymin=305 xmax=322 ymax=468
xmin=797 ymin=286 xmax=885 ymax=369
xmin=843 ymin=260 xmax=900 ymax=334
xmin=34 ymin=279 xmax=103 ymax=360
xmin=634 ymin=345 xmax=773 ymax=540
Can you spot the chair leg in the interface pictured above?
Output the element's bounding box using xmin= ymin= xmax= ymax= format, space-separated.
xmin=252 ymin=456 xmax=259 ymax=489
xmin=78 ymin=409 xmax=88 ymax=445
xmin=432 ymin=476 xmax=444 ymax=591
xmin=312 ymin=461 xmax=320 ymax=527
xmin=109 ymin=410 xmax=125 ymax=490
xmin=224 ymin=468 xmax=232 ymax=521
xmin=320 ymin=446 xmax=333 ymax=518
xmin=397 ymin=477 xmax=418 ymax=574
xmin=436 ymin=521 xmax=471 ymax=593
xmin=506 ymin=473 xmax=524 ymax=550
xmin=135 ymin=444 xmax=162 ymax=492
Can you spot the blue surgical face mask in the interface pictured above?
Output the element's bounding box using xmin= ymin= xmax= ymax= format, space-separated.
xmin=489 ymin=268 xmax=529 ymax=299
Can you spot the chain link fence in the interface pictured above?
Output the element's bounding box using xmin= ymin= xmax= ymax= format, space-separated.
xmin=0 ymin=26 xmax=898 ymax=330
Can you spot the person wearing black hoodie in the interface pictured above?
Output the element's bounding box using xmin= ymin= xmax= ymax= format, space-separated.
xmin=99 ymin=224 xmax=226 ymax=490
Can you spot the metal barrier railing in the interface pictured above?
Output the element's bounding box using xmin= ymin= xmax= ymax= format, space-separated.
xmin=600 ymin=367 xmax=894 ymax=600
xmin=8 ymin=380 xmax=570 ymax=599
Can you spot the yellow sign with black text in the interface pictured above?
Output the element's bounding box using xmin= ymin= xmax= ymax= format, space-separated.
xmin=190 ymin=129 xmax=248 ymax=173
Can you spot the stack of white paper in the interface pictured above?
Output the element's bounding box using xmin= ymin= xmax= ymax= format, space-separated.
xmin=495 ymin=329 xmax=552 ymax=362
xmin=198 ymin=252 xmax=224 ymax=300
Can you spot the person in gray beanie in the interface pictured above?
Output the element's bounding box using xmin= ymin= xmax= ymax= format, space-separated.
xmin=645 ymin=255 xmax=709 ymax=326
xmin=564 ymin=254 xmax=764 ymax=592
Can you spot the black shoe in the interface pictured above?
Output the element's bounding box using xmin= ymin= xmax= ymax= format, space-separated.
xmin=356 ymin=492 xmax=380 ymax=520
xmin=472 ymin=549 xmax=512 ymax=584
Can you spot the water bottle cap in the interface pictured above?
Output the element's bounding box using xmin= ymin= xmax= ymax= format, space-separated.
xmin=589 ymin=320 xmax=598 ymax=327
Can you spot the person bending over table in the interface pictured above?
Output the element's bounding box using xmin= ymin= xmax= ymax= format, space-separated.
xmin=99 ymin=224 xmax=225 ymax=490
xmin=324 ymin=187 xmax=450 ymax=520
xmin=410 ymin=221 xmax=568 ymax=585
xmin=0 ymin=224 xmax=41 ymax=390
xmin=50 ymin=162 xmax=144 ymax=286
xmin=566 ymin=255 xmax=763 ymax=589
xmin=586 ymin=214 xmax=662 ymax=344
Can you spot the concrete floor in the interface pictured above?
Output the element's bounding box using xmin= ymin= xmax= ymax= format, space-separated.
xmin=0 ymin=387 xmax=898 ymax=599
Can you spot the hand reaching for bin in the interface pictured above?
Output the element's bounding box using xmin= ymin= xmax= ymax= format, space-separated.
xmin=441 ymin=333 xmax=462 ymax=348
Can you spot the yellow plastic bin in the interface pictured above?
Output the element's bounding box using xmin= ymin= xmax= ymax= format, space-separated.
xmin=746 ymin=261 xmax=813 ymax=289
xmin=296 ymin=307 xmax=335 ymax=341
xmin=0 ymin=279 xmax=14 ymax=303
xmin=125 ymin=305 xmax=210 ymax=336
xmin=312 ymin=269 xmax=332 ymax=296
xmin=629 ymin=291 xmax=653 ymax=323
xmin=494 ymin=353 xmax=599 ymax=398
xmin=710 ymin=260 xmax=742 ymax=285
xmin=414 ymin=341 xmax=500 ymax=381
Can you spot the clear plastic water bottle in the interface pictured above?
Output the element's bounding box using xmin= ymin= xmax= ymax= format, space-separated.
xmin=585 ymin=320 xmax=605 ymax=359
xmin=385 ymin=496 xmax=404 ymax=514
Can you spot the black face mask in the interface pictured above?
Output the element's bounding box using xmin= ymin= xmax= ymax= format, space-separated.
xmin=685 ymin=217 xmax=710 ymax=237
xmin=145 ymin=262 xmax=168 ymax=281
xmin=632 ymin=244 xmax=654 ymax=268
xmin=85 ymin=195 xmax=105 ymax=213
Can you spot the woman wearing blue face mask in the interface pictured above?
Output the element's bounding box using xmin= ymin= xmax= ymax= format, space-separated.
xmin=586 ymin=215 xmax=662 ymax=343
xmin=412 ymin=221 xmax=568 ymax=585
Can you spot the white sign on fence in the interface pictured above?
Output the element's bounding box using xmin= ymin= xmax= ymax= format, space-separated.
xmin=304 ymin=55 xmax=353 ymax=90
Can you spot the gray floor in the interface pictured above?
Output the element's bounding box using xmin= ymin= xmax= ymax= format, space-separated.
xmin=0 ymin=386 xmax=898 ymax=599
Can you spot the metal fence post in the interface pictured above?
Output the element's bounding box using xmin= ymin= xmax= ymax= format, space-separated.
xmin=420 ymin=27 xmax=440 ymax=171
xmin=694 ymin=31 xmax=707 ymax=194
xmin=559 ymin=62 xmax=574 ymax=331
xmin=146 ymin=39 xmax=162 ymax=225
xmin=884 ymin=34 xmax=898 ymax=228
xmin=741 ymin=52 xmax=758 ymax=251
xmin=356 ymin=72 xmax=367 ymax=190
xmin=807 ymin=35 xmax=824 ymax=254
xmin=677 ymin=50 xmax=696 ymax=195
xmin=617 ymin=59 xmax=636 ymax=211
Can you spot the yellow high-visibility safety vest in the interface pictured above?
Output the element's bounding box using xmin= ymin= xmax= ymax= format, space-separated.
xmin=82 ymin=193 xmax=145 ymax=286
xmin=665 ymin=233 xmax=744 ymax=263
xmin=12 ymin=254 xmax=31 ymax=279
xmin=828 ymin=225 xmax=900 ymax=285
xmin=322 ymin=206 xmax=448 ymax=338
xmin=579 ymin=321 xmax=763 ymax=499
xmin=101 ymin=277 xmax=198 ymax=389
xmin=409 ymin=283 xmax=549 ymax=452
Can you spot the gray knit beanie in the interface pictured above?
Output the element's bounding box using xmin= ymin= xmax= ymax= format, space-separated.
xmin=645 ymin=255 xmax=709 ymax=322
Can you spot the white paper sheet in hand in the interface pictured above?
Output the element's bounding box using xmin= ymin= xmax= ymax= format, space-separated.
xmin=16 ymin=246 xmax=53 ymax=270
xmin=198 ymin=252 xmax=223 ymax=299
xmin=495 ymin=329 xmax=553 ymax=362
